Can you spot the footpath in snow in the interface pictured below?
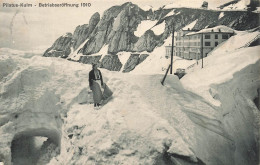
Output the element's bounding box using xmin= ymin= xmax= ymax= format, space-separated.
xmin=0 ymin=30 xmax=259 ymax=165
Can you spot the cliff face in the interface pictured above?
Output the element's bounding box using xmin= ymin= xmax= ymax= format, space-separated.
xmin=43 ymin=33 xmax=72 ymax=58
xmin=43 ymin=2 xmax=260 ymax=71
xmin=123 ymin=53 xmax=149 ymax=72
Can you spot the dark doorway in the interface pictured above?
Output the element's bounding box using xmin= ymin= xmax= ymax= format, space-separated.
xmin=11 ymin=135 xmax=59 ymax=165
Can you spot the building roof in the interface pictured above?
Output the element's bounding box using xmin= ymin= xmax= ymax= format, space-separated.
xmin=186 ymin=25 xmax=234 ymax=36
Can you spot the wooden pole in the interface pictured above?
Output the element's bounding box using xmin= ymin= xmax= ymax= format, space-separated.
xmin=201 ymin=33 xmax=204 ymax=68
xmin=170 ymin=24 xmax=174 ymax=74
xmin=161 ymin=64 xmax=171 ymax=85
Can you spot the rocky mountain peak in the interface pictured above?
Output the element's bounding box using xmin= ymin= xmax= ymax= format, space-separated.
xmin=43 ymin=2 xmax=260 ymax=71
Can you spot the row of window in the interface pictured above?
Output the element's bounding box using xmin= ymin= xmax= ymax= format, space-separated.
xmin=205 ymin=42 xmax=219 ymax=46
xmin=176 ymin=41 xmax=219 ymax=47
xmin=204 ymin=34 xmax=229 ymax=39
xmin=176 ymin=34 xmax=230 ymax=41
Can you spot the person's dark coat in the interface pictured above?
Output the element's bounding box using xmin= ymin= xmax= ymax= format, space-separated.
xmin=89 ymin=69 xmax=103 ymax=88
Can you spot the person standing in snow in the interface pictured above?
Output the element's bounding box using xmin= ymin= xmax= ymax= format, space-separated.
xmin=89 ymin=63 xmax=104 ymax=108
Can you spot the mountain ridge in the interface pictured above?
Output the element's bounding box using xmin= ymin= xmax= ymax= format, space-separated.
xmin=43 ymin=2 xmax=259 ymax=71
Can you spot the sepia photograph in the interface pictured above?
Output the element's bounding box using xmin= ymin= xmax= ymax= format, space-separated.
xmin=0 ymin=0 xmax=259 ymax=164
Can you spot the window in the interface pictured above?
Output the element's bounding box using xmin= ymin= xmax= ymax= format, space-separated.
xmin=205 ymin=42 xmax=211 ymax=46
xmin=222 ymin=34 xmax=228 ymax=39
xmin=215 ymin=34 xmax=218 ymax=39
xmin=215 ymin=42 xmax=218 ymax=46
xmin=205 ymin=34 xmax=210 ymax=39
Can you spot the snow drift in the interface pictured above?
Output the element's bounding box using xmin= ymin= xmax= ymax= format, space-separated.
xmin=0 ymin=29 xmax=259 ymax=165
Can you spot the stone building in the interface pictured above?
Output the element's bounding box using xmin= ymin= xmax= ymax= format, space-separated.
xmin=174 ymin=25 xmax=234 ymax=60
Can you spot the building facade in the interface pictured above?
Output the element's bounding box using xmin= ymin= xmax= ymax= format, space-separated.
xmin=166 ymin=26 xmax=234 ymax=60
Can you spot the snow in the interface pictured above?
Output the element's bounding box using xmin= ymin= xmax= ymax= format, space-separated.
xmin=186 ymin=25 xmax=234 ymax=36
xmin=164 ymin=10 xmax=175 ymax=17
xmin=151 ymin=21 xmax=165 ymax=35
xmin=132 ymin=36 xmax=196 ymax=75
xmin=222 ymin=0 xmax=250 ymax=10
xmin=112 ymin=10 xmax=124 ymax=31
xmin=117 ymin=51 xmax=132 ymax=71
xmin=255 ymin=7 xmax=260 ymax=13
xmin=68 ymin=39 xmax=89 ymax=61
xmin=62 ymin=32 xmax=71 ymax=37
xmin=182 ymin=19 xmax=198 ymax=30
xmin=161 ymin=0 xmax=250 ymax=10
xmin=163 ymin=1 xmax=202 ymax=9
xmin=140 ymin=5 xmax=153 ymax=11
xmin=134 ymin=20 xmax=157 ymax=37
xmin=0 ymin=30 xmax=259 ymax=165
xmin=182 ymin=31 xmax=260 ymax=106
xmin=218 ymin=12 xmax=224 ymax=19
xmin=0 ymin=50 xmax=202 ymax=164
xmin=212 ymin=31 xmax=260 ymax=55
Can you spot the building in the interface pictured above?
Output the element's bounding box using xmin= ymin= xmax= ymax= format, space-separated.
xmin=174 ymin=26 xmax=234 ymax=60
xmin=165 ymin=29 xmax=198 ymax=59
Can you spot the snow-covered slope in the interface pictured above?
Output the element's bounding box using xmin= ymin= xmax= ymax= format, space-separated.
xmin=1 ymin=37 xmax=259 ymax=164
xmin=182 ymin=30 xmax=260 ymax=106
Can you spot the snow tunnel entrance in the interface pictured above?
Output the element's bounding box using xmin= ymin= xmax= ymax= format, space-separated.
xmin=11 ymin=129 xmax=60 ymax=165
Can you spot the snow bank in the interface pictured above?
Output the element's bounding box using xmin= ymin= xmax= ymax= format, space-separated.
xmin=134 ymin=20 xmax=157 ymax=37
xmin=1 ymin=42 xmax=259 ymax=165
xmin=212 ymin=31 xmax=260 ymax=55
xmin=182 ymin=45 xmax=260 ymax=106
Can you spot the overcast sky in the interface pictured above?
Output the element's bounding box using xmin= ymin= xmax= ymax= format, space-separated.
xmin=0 ymin=0 xmax=231 ymax=51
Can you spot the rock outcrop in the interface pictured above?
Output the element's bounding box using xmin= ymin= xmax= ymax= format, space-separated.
xmin=79 ymin=55 xmax=102 ymax=65
xmin=100 ymin=55 xmax=122 ymax=71
xmin=73 ymin=12 xmax=100 ymax=51
xmin=43 ymin=2 xmax=260 ymax=71
xmin=123 ymin=53 xmax=149 ymax=72
xmin=43 ymin=33 xmax=72 ymax=58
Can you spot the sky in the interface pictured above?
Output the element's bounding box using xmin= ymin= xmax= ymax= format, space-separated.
xmin=0 ymin=0 xmax=233 ymax=51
